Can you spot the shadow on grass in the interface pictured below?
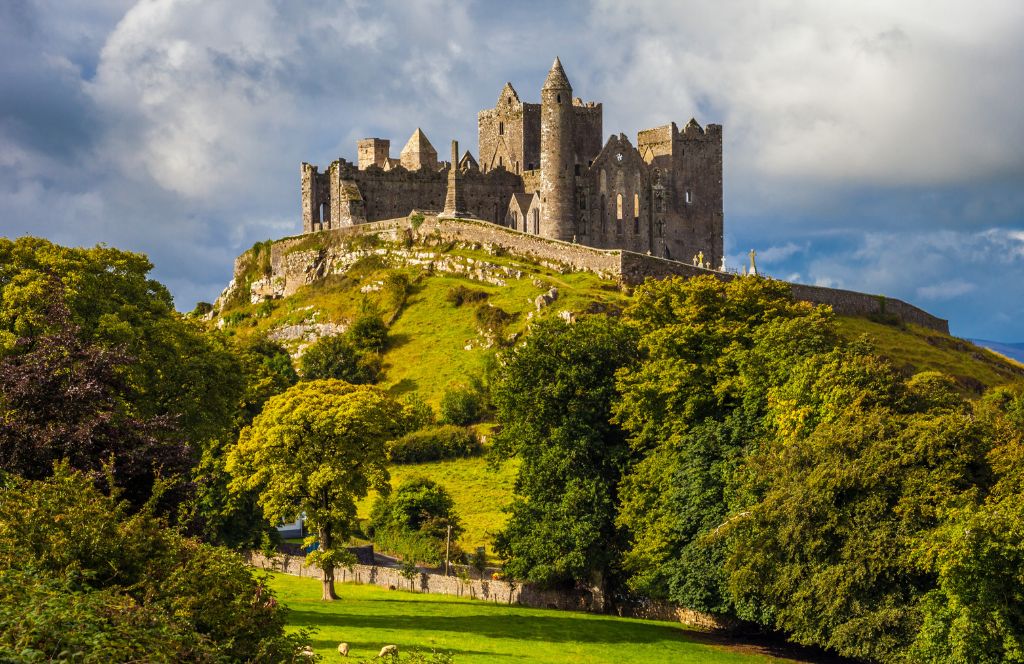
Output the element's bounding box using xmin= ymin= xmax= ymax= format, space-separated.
xmin=287 ymin=608 xmax=706 ymax=646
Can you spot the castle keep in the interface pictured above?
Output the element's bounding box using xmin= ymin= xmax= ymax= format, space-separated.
xmin=301 ymin=58 xmax=724 ymax=266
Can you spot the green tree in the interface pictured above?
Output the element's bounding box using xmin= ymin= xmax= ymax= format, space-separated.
xmin=614 ymin=275 xmax=832 ymax=611
xmin=190 ymin=336 xmax=299 ymax=548
xmin=491 ymin=316 xmax=637 ymax=590
xmin=370 ymin=477 xmax=461 ymax=539
xmin=0 ymin=464 xmax=306 ymax=661
xmin=228 ymin=380 xmax=405 ymax=600
xmin=300 ymin=334 xmax=380 ymax=384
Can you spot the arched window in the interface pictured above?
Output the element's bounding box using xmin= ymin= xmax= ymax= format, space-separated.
xmin=600 ymin=194 xmax=607 ymax=234
xmin=685 ymin=190 xmax=693 ymax=204
xmin=499 ymin=121 xmax=504 ymax=136
xmin=319 ymin=202 xmax=328 ymax=226
xmin=557 ymin=94 xmax=561 ymax=103
xmin=532 ymin=209 xmax=540 ymax=234
xmin=633 ymin=192 xmax=640 ymax=234
xmin=616 ymin=194 xmax=623 ymax=234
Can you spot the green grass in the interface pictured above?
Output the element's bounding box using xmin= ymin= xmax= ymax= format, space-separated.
xmin=357 ymin=456 xmax=519 ymax=555
xmin=836 ymin=316 xmax=1024 ymax=392
xmin=269 ymin=572 xmax=797 ymax=663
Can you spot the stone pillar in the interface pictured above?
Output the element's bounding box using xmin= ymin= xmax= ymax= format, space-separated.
xmin=440 ymin=140 xmax=469 ymax=218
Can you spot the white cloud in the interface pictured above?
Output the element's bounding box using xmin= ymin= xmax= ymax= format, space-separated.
xmin=587 ymin=0 xmax=1024 ymax=194
xmin=917 ymin=279 xmax=976 ymax=301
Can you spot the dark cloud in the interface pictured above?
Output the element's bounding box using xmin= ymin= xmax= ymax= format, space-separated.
xmin=0 ymin=0 xmax=1021 ymax=340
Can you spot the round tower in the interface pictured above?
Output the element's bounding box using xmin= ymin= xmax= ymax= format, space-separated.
xmin=540 ymin=57 xmax=575 ymax=241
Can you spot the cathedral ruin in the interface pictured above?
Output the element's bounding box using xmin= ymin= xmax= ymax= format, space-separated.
xmin=301 ymin=57 xmax=723 ymax=266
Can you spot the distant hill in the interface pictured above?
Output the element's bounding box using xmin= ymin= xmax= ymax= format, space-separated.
xmin=971 ymin=339 xmax=1024 ymax=365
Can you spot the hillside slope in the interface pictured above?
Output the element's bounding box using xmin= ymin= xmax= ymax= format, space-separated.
xmin=215 ymin=231 xmax=1024 ymax=549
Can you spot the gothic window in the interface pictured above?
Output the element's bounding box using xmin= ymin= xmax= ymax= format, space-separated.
xmin=616 ymin=194 xmax=623 ymax=235
xmin=511 ymin=211 xmax=518 ymax=228
xmin=656 ymin=219 xmax=664 ymax=237
xmin=318 ymin=202 xmax=327 ymax=224
xmin=579 ymin=215 xmax=587 ymax=235
xmin=498 ymin=156 xmax=503 ymax=168
xmin=532 ymin=209 xmax=540 ymax=234
xmin=579 ymin=193 xmax=586 ymax=210
xmin=633 ymin=192 xmax=640 ymax=232
xmin=655 ymin=193 xmax=664 ymax=213
xmin=600 ymin=194 xmax=607 ymax=234
xmin=557 ymin=94 xmax=561 ymax=103
xmin=499 ymin=121 xmax=504 ymax=136
xmin=685 ymin=190 xmax=693 ymax=204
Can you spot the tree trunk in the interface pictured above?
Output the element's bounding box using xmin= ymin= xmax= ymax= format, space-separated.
xmin=320 ymin=525 xmax=338 ymax=601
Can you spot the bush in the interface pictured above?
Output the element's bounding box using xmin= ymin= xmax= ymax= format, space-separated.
xmin=400 ymin=393 xmax=437 ymax=431
xmin=0 ymin=464 xmax=308 ymax=661
xmin=369 ymin=477 xmax=463 ymax=562
xmin=349 ymin=314 xmax=389 ymax=353
xmin=300 ymin=334 xmax=379 ymax=384
xmin=474 ymin=303 xmax=513 ymax=330
xmin=446 ymin=285 xmax=489 ymax=307
xmin=439 ymin=384 xmax=486 ymax=425
xmin=389 ymin=425 xmax=480 ymax=464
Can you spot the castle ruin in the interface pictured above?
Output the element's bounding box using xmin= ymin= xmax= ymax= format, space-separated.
xmin=301 ymin=58 xmax=723 ymax=266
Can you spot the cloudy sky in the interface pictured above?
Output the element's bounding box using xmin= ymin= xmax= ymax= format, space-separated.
xmin=2 ymin=0 xmax=1022 ymax=340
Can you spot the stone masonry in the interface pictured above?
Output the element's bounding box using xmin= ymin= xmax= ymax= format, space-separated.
xmin=300 ymin=57 xmax=722 ymax=267
xmin=236 ymin=214 xmax=949 ymax=333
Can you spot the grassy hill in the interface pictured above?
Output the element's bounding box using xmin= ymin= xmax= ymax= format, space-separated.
xmin=217 ymin=235 xmax=1024 ymax=551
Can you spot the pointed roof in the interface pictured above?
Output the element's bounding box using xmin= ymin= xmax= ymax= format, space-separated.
xmin=497 ymin=82 xmax=520 ymax=107
xmin=542 ymin=56 xmax=571 ymax=91
xmin=400 ymin=128 xmax=437 ymax=157
xmin=458 ymin=150 xmax=479 ymax=173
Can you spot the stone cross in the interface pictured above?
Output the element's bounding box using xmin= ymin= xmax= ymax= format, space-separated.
xmin=697 ymin=251 xmax=705 ymax=269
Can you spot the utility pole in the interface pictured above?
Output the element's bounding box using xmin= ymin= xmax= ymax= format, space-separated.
xmin=444 ymin=524 xmax=452 ymax=576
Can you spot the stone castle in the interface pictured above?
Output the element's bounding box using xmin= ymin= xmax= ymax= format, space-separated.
xmin=301 ymin=58 xmax=723 ymax=266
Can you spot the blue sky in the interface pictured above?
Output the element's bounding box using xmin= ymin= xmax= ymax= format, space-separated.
xmin=1 ymin=0 xmax=1022 ymax=340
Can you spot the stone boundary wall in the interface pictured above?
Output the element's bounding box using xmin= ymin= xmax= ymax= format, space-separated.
xmin=618 ymin=251 xmax=950 ymax=333
xmin=257 ymin=214 xmax=948 ymax=334
xmin=247 ymin=552 xmax=731 ymax=631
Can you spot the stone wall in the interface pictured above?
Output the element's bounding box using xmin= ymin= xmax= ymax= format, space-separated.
xmin=247 ymin=551 xmax=734 ymax=629
xmin=247 ymin=552 xmax=603 ymax=613
xmin=618 ymin=251 xmax=949 ymax=333
xmin=241 ymin=214 xmax=948 ymax=334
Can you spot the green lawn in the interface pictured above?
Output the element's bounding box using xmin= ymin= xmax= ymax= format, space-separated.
xmin=269 ymin=573 xmax=798 ymax=663
xmin=356 ymin=456 xmax=519 ymax=555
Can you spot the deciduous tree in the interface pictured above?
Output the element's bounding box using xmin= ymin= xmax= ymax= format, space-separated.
xmin=228 ymin=380 xmax=405 ymax=600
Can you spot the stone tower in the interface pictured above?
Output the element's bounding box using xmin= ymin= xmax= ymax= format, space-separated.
xmin=539 ymin=57 xmax=575 ymax=241
xmin=400 ymin=128 xmax=438 ymax=171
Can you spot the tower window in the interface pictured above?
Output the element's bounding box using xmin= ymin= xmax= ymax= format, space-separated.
xmin=685 ymin=190 xmax=693 ymax=204
xmin=498 ymin=156 xmax=503 ymax=167
xmin=557 ymin=94 xmax=561 ymax=103
xmin=499 ymin=121 xmax=504 ymax=135
xmin=616 ymin=194 xmax=623 ymax=235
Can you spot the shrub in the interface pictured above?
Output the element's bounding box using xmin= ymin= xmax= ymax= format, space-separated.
xmin=349 ymin=314 xmax=389 ymax=353
xmin=300 ymin=335 xmax=379 ymax=384
xmin=388 ymin=425 xmax=480 ymax=464
xmin=369 ymin=477 xmax=463 ymax=558
xmin=439 ymin=384 xmax=486 ymax=425
xmin=400 ymin=393 xmax=437 ymax=430
xmin=0 ymin=464 xmax=308 ymax=661
xmin=474 ymin=303 xmax=513 ymax=330
xmin=446 ymin=285 xmax=489 ymax=307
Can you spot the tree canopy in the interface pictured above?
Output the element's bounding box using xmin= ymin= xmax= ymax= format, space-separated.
xmin=228 ymin=379 xmax=406 ymax=599
xmin=491 ymin=315 xmax=637 ymax=590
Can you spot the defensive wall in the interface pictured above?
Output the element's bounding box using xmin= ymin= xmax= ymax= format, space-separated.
xmin=242 ymin=214 xmax=948 ymax=334
xmin=247 ymin=551 xmax=731 ymax=631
